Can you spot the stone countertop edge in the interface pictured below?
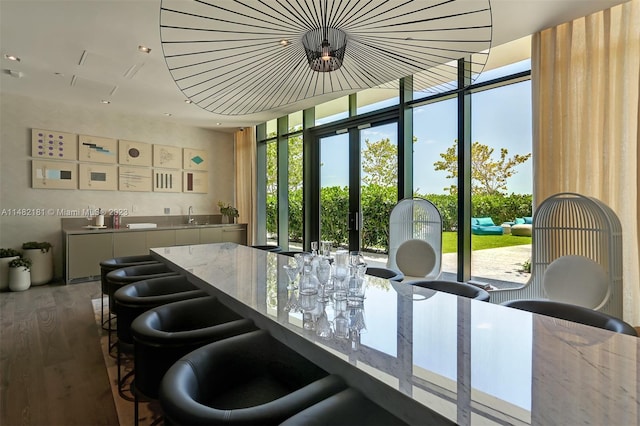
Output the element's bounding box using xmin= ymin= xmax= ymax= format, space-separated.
xmin=62 ymin=223 xmax=245 ymax=234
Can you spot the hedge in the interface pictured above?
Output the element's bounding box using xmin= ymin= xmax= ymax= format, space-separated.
xmin=266 ymin=188 xmax=532 ymax=252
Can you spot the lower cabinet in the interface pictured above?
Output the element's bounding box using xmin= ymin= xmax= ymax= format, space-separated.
xmin=66 ymin=233 xmax=114 ymax=282
xmin=65 ymin=224 xmax=247 ymax=283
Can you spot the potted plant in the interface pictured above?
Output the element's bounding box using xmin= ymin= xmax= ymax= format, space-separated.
xmin=0 ymin=248 xmax=22 ymax=291
xmin=22 ymin=241 xmax=53 ymax=285
xmin=9 ymin=257 xmax=32 ymax=292
xmin=217 ymin=201 xmax=239 ymax=224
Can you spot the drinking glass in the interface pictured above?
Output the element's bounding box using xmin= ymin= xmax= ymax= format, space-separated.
xmin=333 ymin=249 xmax=349 ymax=300
xmin=284 ymin=288 xmax=300 ymax=313
xmin=315 ymin=304 xmax=332 ymax=340
xmin=316 ymin=259 xmax=332 ymax=301
xmin=282 ymin=264 xmax=299 ymax=290
xmin=320 ymin=241 xmax=332 ymax=258
xmin=310 ymin=241 xmax=319 ymax=256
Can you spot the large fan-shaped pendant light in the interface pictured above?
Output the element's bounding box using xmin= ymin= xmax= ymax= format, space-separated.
xmin=160 ymin=0 xmax=492 ymax=116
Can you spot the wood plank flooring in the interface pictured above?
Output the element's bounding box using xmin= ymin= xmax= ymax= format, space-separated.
xmin=0 ymin=281 xmax=119 ymax=425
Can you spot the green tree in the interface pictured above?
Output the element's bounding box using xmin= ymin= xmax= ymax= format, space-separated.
xmin=433 ymin=140 xmax=531 ymax=195
xmin=266 ymin=134 xmax=303 ymax=194
xmin=362 ymin=138 xmax=397 ymax=187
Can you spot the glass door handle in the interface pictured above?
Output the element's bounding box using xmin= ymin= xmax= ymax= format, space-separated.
xmin=348 ymin=211 xmax=360 ymax=231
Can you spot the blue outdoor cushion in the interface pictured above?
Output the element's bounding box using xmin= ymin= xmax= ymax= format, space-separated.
xmin=471 ymin=218 xmax=479 ymax=225
xmin=524 ymin=216 xmax=533 ymax=224
xmin=514 ymin=218 xmax=525 ymax=224
xmin=476 ymin=217 xmax=495 ymax=226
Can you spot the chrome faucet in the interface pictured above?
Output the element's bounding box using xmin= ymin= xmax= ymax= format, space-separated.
xmin=188 ymin=206 xmax=194 ymax=224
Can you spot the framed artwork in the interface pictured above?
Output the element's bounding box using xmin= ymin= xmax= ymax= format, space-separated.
xmin=119 ymin=166 xmax=152 ymax=192
xmin=183 ymin=171 xmax=208 ymax=193
xmin=32 ymin=129 xmax=78 ymax=160
xmin=153 ymin=144 xmax=181 ymax=169
xmin=153 ymin=169 xmax=182 ymax=192
xmin=79 ymin=135 xmax=117 ymax=163
xmin=119 ymin=140 xmax=151 ymax=166
xmin=79 ymin=163 xmax=117 ymax=190
xmin=32 ymin=160 xmax=77 ymax=189
xmin=183 ymin=148 xmax=208 ymax=171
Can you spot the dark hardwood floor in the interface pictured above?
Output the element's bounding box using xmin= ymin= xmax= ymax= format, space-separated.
xmin=0 ymin=280 xmax=119 ymax=425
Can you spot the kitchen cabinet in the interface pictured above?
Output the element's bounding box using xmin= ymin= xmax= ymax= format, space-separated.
xmin=64 ymin=224 xmax=247 ymax=283
xmin=175 ymin=229 xmax=200 ymax=246
xmin=66 ymin=233 xmax=113 ymax=282
xmin=113 ymin=232 xmax=147 ymax=257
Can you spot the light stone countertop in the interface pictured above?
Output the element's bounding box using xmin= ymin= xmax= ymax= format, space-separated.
xmin=151 ymin=243 xmax=640 ymax=426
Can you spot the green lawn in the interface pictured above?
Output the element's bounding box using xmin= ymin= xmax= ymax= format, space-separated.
xmin=442 ymin=231 xmax=531 ymax=254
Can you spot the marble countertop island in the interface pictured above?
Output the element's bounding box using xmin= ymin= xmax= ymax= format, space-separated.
xmin=151 ymin=243 xmax=639 ymax=426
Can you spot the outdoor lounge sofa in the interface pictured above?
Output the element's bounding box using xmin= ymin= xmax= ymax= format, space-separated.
xmin=471 ymin=217 xmax=504 ymax=235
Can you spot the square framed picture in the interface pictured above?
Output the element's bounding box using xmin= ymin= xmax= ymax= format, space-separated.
xmin=32 ymin=129 xmax=78 ymax=160
xmin=119 ymin=166 xmax=153 ymax=192
xmin=119 ymin=140 xmax=151 ymax=166
xmin=153 ymin=169 xmax=182 ymax=192
xmin=79 ymin=135 xmax=117 ymax=163
xmin=183 ymin=148 xmax=208 ymax=171
xmin=153 ymin=144 xmax=182 ymax=169
xmin=32 ymin=160 xmax=77 ymax=189
xmin=183 ymin=171 xmax=208 ymax=193
xmin=79 ymin=163 xmax=117 ymax=190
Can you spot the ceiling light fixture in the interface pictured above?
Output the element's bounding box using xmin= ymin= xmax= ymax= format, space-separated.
xmin=160 ymin=0 xmax=492 ymax=116
xmin=100 ymin=100 xmax=111 ymax=104
xmin=184 ymin=99 xmax=192 ymax=104
xmin=138 ymin=45 xmax=151 ymax=54
xmin=164 ymin=112 xmax=172 ymax=116
xmin=302 ymin=28 xmax=346 ymax=73
xmin=3 ymin=54 xmax=20 ymax=62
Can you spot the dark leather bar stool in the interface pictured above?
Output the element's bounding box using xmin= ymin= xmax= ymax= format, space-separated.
xmin=501 ymin=299 xmax=638 ymax=336
xmin=159 ymin=329 xmax=347 ymax=425
xmin=106 ymin=263 xmax=179 ymax=353
xmin=409 ymin=279 xmax=491 ymax=301
xmin=365 ymin=266 xmax=404 ymax=282
xmin=279 ymin=388 xmax=408 ymax=426
xmin=113 ymin=275 xmax=209 ymax=398
xmin=99 ymin=255 xmax=160 ymax=330
xmin=131 ymin=296 xmax=257 ymax=425
xmin=251 ymin=245 xmax=283 ymax=252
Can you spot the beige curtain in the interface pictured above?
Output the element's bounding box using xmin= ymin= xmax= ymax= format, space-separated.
xmin=234 ymin=127 xmax=257 ymax=245
xmin=532 ymin=0 xmax=640 ymax=324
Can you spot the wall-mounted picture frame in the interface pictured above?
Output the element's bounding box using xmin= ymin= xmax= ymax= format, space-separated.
xmin=153 ymin=169 xmax=182 ymax=193
xmin=153 ymin=144 xmax=182 ymax=169
xmin=119 ymin=166 xmax=152 ymax=192
xmin=79 ymin=163 xmax=117 ymax=190
xmin=32 ymin=129 xmax=78 ymax=160
xmin=119 ymin=140 xmax=151 ymax=166
xmin=183 ymin=171 xmax=208 ymax=193
xmin=32 ymin=160 xmax=77 ymax=189
xmin=183 ymin=148 xmax=208 ymax=171
xmin=79 ymin=135 xmax=117 ymax=164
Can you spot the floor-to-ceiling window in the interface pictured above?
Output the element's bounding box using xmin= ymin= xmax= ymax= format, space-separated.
xmin=257 ymin=38 xmax=533 ymax=288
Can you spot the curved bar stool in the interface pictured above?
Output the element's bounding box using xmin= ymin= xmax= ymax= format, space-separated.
xmin=251 ymin=245 xmax=283 ymax=252
xmin=100 ymin=255 xmax=160 ymax=330
xmin=159 ymin=329 xmax=347 ymax=425
xmin=131 ymin=296 xmax=257 ymax=425
xmin=113 ymin=276 xmax=209 ymax=398
xmin=501 ymin=299 xmax=638 ymax=336
xmin=409 ymin=280 xmax=490 ymax=301
xmin=280 ymin=388 xmax=408 ymax=426
xmin=106 ymin=263 xmax=179 ymax=354
xmin=365 ymin=267 xmax=404 ymax=282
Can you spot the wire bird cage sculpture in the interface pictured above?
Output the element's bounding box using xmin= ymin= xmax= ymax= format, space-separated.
xmin=387 ymin=198 xmax=442 ymax=280
xmin=490 ymin=193 xmax=623 ymax=318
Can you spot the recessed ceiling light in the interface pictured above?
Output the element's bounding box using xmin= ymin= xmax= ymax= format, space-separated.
xmin=100 ymin=100 xmax=111 ymax=104
xmin=216 ymin=122 xmax=222 ymax=126
xmin=279 ymin=39 xmax=290 ymax=46
xmin=4 ymin=54 xmax=20 ymax=62
xmin=138 ymin=45 xmax=151 ymax=53
xmin=164 ymin=113 xmax=172 ymax=116
xmin=184 ymin=99 xmax=193 ymax=104
xmin=54 ymin=72 xmax=64 ymax=76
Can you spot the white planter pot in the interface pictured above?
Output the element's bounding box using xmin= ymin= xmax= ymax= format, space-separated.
xmin=0 ymin=256 xmax=20 ymax=291
xmin=9 ymin=266 xmax=31 ymax=291
xmin=23 ymin=248 xmax=53 ymax=285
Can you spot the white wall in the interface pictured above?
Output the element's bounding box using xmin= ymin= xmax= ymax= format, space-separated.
xmin=0 ymin=93 xmax=235 ymax=278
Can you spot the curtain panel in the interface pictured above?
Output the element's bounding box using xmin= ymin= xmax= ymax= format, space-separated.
xmin=235 ymin=128 xmax=257 ymax=245
xmin=532 ymin=0 xmax=639 ymax=324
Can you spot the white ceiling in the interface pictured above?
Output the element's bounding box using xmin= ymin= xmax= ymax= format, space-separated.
xmin=0 ymin=0 xmax=628 ymax=131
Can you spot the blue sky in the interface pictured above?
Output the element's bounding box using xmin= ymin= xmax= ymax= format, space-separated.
xmin=321 ymin=79 xmax=533 ymax=195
